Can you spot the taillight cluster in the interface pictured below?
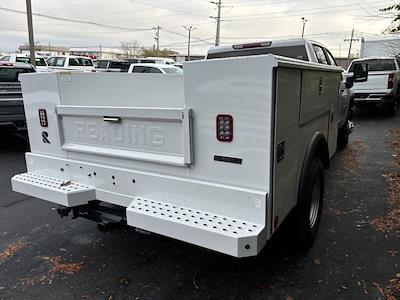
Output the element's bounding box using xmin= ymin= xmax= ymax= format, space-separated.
xmin=216 ymin=114 xmax=233 ymax=142
xmin=388 ymin=73 xmax=394 ymax=89
xmin=38 ymin=109 xmax=48 ymax=127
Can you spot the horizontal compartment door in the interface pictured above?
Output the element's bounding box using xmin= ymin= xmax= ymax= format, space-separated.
xmin=56 ymin=105 xmax=193 ymax=166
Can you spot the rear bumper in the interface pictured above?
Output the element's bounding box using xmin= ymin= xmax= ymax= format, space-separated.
xmin=0 ymin=99 xmax=26 ymax=132
xmin=11 ymin=153 xmax=269 ymax=257
xmin=353 ymin=92 xmax=395 ymax=104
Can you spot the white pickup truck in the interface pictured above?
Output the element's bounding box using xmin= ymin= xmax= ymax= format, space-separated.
xmin=346 ymin=57 xmax=400 ymax=115
xmin=46 ymin=55 xmax=94 ymax=72
xmin=11 ymin=45 xmax=367 ymax=257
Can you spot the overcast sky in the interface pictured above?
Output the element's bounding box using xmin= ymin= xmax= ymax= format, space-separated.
xmin=0 ymin=0 xmax=397 ymax=57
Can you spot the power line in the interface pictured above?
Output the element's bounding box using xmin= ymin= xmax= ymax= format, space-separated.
xmin=0 ymin=6 xmax=154 ymax=31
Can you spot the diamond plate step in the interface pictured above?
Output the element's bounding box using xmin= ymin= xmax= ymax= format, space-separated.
xmin=12 ymin=172 xmax=95 ymax=207
xmin=126 ymin=197 xmax=264 ymax=257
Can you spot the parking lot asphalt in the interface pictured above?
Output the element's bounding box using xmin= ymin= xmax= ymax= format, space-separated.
xmin=0 ymin=109 xmax=399 ymax=300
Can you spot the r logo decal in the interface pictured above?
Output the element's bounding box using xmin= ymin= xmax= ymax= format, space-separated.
xmin=42 ymin=131 xmax=51 ymax=144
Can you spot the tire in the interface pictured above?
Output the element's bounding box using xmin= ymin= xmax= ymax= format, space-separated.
xmin=337 ymin=119 xmax=350 ymax=151
xmin=294 ymin=157 xmax=324 ymax=250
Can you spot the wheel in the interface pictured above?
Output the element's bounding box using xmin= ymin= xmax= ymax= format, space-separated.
xmin=294 ymin=157 xmax=324 ymax=250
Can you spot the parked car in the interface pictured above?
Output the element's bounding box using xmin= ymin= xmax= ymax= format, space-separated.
xmin=128 ymin=63 xmax=183 ymax=74
xmin=94 ymin=60 xmax=130 ymax=72
xmin=346 ymin=57 xmax=400 ymax=115
xmin=207 ymin=38 xmax=355 ymax=150
xmin=0 ymin=53 xmax=49 ymax=72
xmin=12 ymin=42 xmax=367 ymax=258
xmin=46 ymin=55 xmax=94 ymax=72
xmin=0 ymin=62 xmax=35 ymax=133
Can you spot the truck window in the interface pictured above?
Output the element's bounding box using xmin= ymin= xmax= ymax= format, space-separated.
xmin=0 ymin=56 xmax=10 ymax=62
xmin=162 ymin=67 xmax=183 ymax=74
xmin=16 ymin=57 xmax=47 ymax=66
xmin=207 ymin=46 xmax=309 ymax=61
xmin=149 ymin=67 xmax=162 ymax=74
xmin=96 ymin=60 xmax=109 ymax=69
xmin=349 ymin=59 xmax=396 ymax=72
xmin=132 ymin=66 xmax=147 ymax=73
xmin=313 ymin=45 xmax=328 ymax=64
xmin=109 ymin=61 xmax=130 ymax=71
xmin=47 ymin=57 xmax=65 ymax=67
xmin=323 ymin=49 xmax=337 ymax=66
xmin=0 ymin=67 xmax=34 ymax=82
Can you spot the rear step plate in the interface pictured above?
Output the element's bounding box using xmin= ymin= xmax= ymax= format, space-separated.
xmin=126 ymin=197 xmax=264 ymax=257
xmin=12 ymin=172 xmax=95 ymax=207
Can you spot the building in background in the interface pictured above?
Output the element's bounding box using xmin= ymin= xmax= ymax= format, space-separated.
xmin=18 ymin=44 xmax=69 ymax=56
xmin=360 ymin=34 xmax=400 ymax=58
xmin=69 ymin=47 xmax=125 ymax=60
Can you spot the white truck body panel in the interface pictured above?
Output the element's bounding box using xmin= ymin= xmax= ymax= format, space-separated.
xmin=13 ymin=54 xmax=342 ymax=257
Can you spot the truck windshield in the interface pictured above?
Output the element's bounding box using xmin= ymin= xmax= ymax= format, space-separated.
xmin=0 ymin=67 xmax=34 ymax=82
xmin=207 ymin=45 xmax=309 ymax=61
xmin=349 ymin=59 xmax=396 ymax=72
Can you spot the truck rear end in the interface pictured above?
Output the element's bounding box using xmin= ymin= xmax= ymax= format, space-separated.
xmin=12 ymin=55 xmax=342 ymax=257
xmin=347 ymin=57 xmax=400 ymax=115
xmin=0 ymin=62 xmax=35 ymax=133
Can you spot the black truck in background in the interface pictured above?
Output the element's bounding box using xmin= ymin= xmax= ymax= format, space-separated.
xmin=0 ymin=62 xmax=35 ymax=134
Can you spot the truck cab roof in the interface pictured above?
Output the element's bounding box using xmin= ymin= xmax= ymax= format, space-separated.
xmin=206 ymin=38 xmax=335 ymax=66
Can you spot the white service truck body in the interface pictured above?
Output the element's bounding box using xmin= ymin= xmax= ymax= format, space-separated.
xmin=13 ymin=54 xmax=347 ymax=257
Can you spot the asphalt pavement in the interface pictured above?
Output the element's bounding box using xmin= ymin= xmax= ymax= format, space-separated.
xmin=0 ymin=108 xmax=399 ymax=300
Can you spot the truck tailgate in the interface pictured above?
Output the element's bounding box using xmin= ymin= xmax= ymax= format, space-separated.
xmin=57 ymin=105 xmax=192 ymax=166
xmin=353 ymin=71 xmax=390 ymax=91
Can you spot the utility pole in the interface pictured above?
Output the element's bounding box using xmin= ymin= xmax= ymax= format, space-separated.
xmin=183 ymin=26 xmax=196 ymax=61
xmin=301 ymin=17 xmax=308 ymax=38
xmin=99 ymin=45 xmax=102 ymax=60
xmin=48 ymin=41 xmax=51 ymax=56
xmin=211 ymin=0 xmax=222 ymax=46
xmin=154 ymin=26 xmax=161 ymax=57
xmin=344 ymin=28 xmax=360 ymax=68
xmin=25 ymin=0 xmax=36 ymax=67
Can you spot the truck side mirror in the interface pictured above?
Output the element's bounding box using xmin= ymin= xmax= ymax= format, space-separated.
xmin=353 ymin=62 xmax=368 ymax=83
xmin=345 ymin=76 xmax=354 ymax=89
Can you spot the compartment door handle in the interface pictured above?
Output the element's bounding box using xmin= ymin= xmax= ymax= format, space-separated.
xmin=103 ymin=116 xmax=121 ymax=123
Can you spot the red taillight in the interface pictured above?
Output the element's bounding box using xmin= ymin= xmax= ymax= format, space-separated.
xmin=38 ymin=109 xmax=48 ymax=127
xmin=388 ymin=73 xmax=394 ymax=89
xmin=216 ymin=114 xmax=233 ymax=142
xmin=232 ymin=41 xmax=272 ymax=50
xmin=0 ymin=62 xmax=14 ymax=67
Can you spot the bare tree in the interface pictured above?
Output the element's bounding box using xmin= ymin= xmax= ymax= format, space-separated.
xmin=120 ymin=41 xmax=140 ymax=58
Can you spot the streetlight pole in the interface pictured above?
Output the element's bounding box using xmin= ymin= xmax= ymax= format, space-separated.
xmin=183 ymin=26 xmax=196 ymax=61
xmin=301 ymin=17 xmax=308 ymax=38
xmin=154 ymin=26 xmax=161 ymax=57
xmin=26 ymin=0 xmax=36 ymax=67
